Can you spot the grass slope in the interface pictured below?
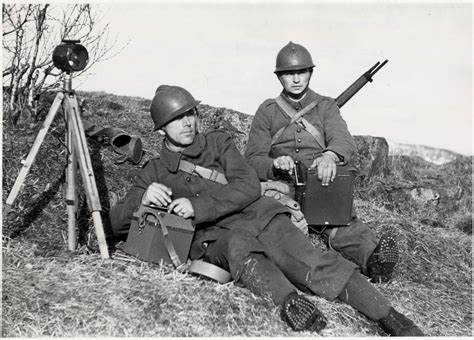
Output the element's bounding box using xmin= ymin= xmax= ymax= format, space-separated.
xmin=2 ymin=91 xmax=472 ymax=336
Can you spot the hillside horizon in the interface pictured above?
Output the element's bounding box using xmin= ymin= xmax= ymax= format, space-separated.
xmin=78 ymin=90 xmax=471 ymax=164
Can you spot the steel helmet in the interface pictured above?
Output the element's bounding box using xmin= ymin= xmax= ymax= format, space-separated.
xmin=274 ymin=41 xmax=315 ymax=73
xmin=150 ymin=85 xmax=201 ymax=130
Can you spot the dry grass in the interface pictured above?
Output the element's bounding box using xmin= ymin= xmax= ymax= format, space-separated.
xmin=2 ymin=91 xmax=472 ymax=337
xmin=2 ymin=236 xmax=382 ymax=337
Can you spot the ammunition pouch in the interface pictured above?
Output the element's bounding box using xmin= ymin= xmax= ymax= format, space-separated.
xmin=261 ymin=181 xmax=308 ymax=235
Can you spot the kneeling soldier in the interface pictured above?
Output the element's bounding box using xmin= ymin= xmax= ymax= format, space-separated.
xmin=110 ymin=85 xmax=424 ymax=336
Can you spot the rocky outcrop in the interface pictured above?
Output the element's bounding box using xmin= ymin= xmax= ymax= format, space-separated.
xmin=353 ymin=135 xmax=390 ymax=180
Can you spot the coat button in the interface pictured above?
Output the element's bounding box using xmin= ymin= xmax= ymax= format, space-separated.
xmin=295 ymin=106 xmax=300 ymax=111
xmin=297 ymin=138 xmax=302 ymax=143
xmin=195 ymin=193 xmax=200 ymax=197
xmin=295 ymin=148 xmax=300 ymax=153
xmin=186 ymin=177 xmax=191 ymax=182
xmin=296 ymin=128 xmax=302 ymax=133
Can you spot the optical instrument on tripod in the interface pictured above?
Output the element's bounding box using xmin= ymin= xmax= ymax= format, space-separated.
xmin=4 ymin=39 xmax=109 ymax=259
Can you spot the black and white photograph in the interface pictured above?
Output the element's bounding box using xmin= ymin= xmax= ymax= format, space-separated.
xmin=2 ymin=0 xmax=472 ymax=337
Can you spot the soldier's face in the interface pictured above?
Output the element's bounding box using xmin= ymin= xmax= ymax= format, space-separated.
xmin=277 ymin=69 xmax=312 ymax=96
xmin=160 ymin=109 xmax=198 ymax=151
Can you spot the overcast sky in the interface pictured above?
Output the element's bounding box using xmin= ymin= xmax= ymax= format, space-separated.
xmin=78 ymin=1 xmax=472 ymax=155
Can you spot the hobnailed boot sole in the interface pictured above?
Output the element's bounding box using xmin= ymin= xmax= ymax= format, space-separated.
xmin=280 ymin=292 xmax=327 ymax=332
xmin=368 ymin=232 xmax=399 ymax=283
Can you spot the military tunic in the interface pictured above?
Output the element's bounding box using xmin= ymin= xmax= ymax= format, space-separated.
xmin=110 ymin=130 xmax=357 ymax=303
xmin=245 ymin=89 xmax=378 ymax=274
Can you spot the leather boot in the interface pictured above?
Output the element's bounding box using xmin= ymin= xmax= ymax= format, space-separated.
xmin=280 ymin=292 xmax=327 ymax=332
xmin=367 ymin=231 xmax=399 ymax=283
xmin=379 ymin=307 xmax=425 ymax=336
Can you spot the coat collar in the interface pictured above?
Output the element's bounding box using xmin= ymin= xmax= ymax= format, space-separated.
xmin=280 ymin=88 xmax=321 ymax=107
xmin=160 ymin=133 xmax=206 ymax=172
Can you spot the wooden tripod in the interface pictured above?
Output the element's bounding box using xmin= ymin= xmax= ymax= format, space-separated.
xmin=4 ymin=74 xmax=109 ymax=259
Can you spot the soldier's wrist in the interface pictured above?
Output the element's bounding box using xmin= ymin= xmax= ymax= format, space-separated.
xmin=323 ymin=151 xmax=339 ymax=163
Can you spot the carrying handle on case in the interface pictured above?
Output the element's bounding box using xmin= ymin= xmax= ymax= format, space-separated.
xmin=133 ymin=204 xmax=182 ymax=268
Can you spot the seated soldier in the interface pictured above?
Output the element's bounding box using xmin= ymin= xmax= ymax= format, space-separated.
xmin=109 ymin=85 xmax=424 ymax=336
xmin=245 ymin=41 xmax=397 ymax=283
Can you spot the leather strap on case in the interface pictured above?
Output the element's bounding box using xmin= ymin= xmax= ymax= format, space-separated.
xmin=136 ymin=206 xmax=182 ymax=267
xmin=188 ymin=260 xmax=232 ymax=283
xmin=327 ymin=227 xmax=339 ymax=250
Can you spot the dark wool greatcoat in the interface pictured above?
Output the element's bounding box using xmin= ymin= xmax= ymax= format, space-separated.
xmin=110 ymin=130 xmax=288 ymax=260
xmin=110 ymin=129 xmax=358 ymax=301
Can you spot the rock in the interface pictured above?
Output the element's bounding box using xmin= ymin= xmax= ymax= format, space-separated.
xmin=410 ymin=188 xmax=440 ymax=206
xmin=353 ymin=135 xmax=390 ymax=180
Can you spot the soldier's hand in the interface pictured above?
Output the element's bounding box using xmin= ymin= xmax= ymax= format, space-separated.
xmin=273 ymin=155 xmax=295 ymax=175
xmin=310 ymin=153 xmax=338 ymax=186
xmin=141 ymin=183 xmax=172 ymax=207
xmin=168 ymin=198 xmax=195 ymax=219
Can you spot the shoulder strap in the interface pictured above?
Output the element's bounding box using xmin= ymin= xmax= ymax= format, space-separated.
xmin=178 ymin=159 xmax=228 ymax=185
xmin=271 ymin=95 xmax=325 ymax=149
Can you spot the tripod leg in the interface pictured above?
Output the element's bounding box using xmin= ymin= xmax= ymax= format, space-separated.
xmin=66 ymin=113 xmax=78 ymax=251
xmin=4 ymin=92 xmax=65 ymax=215
xmin=64 ymin=94 xmax=110 ymax=259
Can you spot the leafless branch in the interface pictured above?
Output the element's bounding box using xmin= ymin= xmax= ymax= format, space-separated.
xmin=3 ymin=4 xmax=123 ymax=123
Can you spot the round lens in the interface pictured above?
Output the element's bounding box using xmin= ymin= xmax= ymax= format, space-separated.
xmin=52 ymin=43 xmax=89 ymax=72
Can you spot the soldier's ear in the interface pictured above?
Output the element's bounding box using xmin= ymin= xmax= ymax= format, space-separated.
xmin=195 ymin=118 xmax=201 ymax=133
xmin=276 ymin=73 xmax=285 ymax=86
xmin=193 ymin=108 xmax=201 ymax=133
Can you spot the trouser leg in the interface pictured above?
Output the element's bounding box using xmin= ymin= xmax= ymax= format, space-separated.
xmin=257 ymin=214 xmax=357 ymax=300
xmin=337 ymin=271 xmax=391 ymax=320
xmin=322 ymin=217 xmax=378 ymax=275
xmin=203 ymin=229 xmax=297 ymax=305
xmin=338 ymin=271 xmax=424 ymax=336
xmin=202 ymin=229 xmax=329 ymax=333
xmin=238 ymin=253 xmax=297 ymax=305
